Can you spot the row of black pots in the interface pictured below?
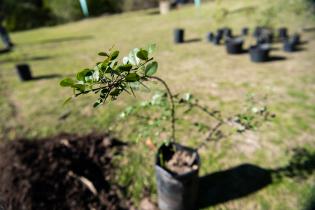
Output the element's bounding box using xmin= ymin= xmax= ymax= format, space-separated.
xmin=254 ymin=26 xmax=288 ymax=40
xmin=176 ymin=26 xmax=293 ymax=45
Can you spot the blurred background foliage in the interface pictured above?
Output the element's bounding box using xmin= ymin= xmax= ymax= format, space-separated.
xmin=0 ymin=0 xmax=161 ymax=31
xmin=0 ymin=0 xmax=314 ymax=31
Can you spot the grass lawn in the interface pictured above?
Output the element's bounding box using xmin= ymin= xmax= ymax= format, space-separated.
xmin=1 ymin=0 xmax=315 ymax=209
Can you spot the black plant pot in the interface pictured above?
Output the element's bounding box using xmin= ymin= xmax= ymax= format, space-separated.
xmin=212 ymin=35 xmax=222 ymax=45
xmin=155 ymin=143 xmax=200 ymax=210
xmin=207 ymin=32 xmax=214 ymax=42
xmin=278 ymin=27 xmax=288 ymax=40
xmin=174 ymin=29 xmax=185 ymax=44
xmin=241 ymin=27 xmax=249 ymax=36
xmin=291 ymin=33 xmax=300 ymax=45
xmin=253 ymin=26 xmax=262 ymax=38
xmin=225 ymin=38 xmax=244 ymax=54
xmin=256 ymin=33 xmax=273 ymax=45
xmin=283 ymin=40 xmax=297 ymax=52
xmin=217 ymin=28 xmax=224 ymax=39
xmin=249 ymin=44 xmax=271 ymax=62
xmin=16 ymin=64 xmax=32 ymax=81
xmin=223 ymin=27 xmax=232 ymax=38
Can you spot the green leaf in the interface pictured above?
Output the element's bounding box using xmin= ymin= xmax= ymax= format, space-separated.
xmin=77 ymin=69 xmax=91 ymax=81
xmin=147 ymin=43 xmax=156 ymax=55
xmin=93 ymin=101 xmax=101 ymax=108
xmin=98 ymin=52 xmax=109 ymax=57
xmin=145 ymin=61 xmax=158 ymax=76
xmin=129 ymin=48 xmax=140 ymax=65
xmin=72 ymin=84 xmax=86 ymax=92
xmin=125 ymin=73 xmax=140 ymax=82
xmin=136 ymin=49 xmax=149 ymax=60
xmin=60 ymin=78 xmax=75 ymax=87
xmin=110 ymin=50 xmax=119 ymax=60
xmin=118 ymin=64 xmax=133 ymax=72
xmin=110 ymin=89 xmax=120 ymax=96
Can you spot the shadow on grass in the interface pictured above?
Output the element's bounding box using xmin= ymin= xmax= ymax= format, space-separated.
xmin=198 ymin=164 xmax=272 ymax=208
xmin=184 ymin=38 xmax=202 ymax=44
xmin=198 ymin=147 xmax=315 ymax=208
xmin=40 ymin=35 xmax=94 ymax=44
xmin=267 ymin=55 xmax=287 ymax=62
xmin=0 ymin=48 xmax=11 ymax=54
xmin=31 ymin=74 xmax=61 ymax=81
xmin=0 ymin=56 xmax=53 ymax=64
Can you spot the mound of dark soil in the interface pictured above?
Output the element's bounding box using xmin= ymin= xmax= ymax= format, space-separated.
xmin=0 ymin=133 xmax=132 ymax=210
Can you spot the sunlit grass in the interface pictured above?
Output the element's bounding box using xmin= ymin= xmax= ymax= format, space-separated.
xmin=0 ymin=0 xmax=315 ymax=209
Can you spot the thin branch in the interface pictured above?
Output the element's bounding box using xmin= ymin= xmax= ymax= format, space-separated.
xmin=148 ymin=76 xmax=176 ymax=142
xmin=197 ymin=121 xmax=224 ymax=150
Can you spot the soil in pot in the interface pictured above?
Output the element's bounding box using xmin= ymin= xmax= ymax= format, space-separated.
xmin=16 ymin=64 xmax=32 ymax=81
xmin=225 ymin=37 xmax=244 ymax=54
xmin=174 ymin=28 xmax=185 ymax=44
xmin=249 ymin=44 xmax=271 ymax=62
xmin=155 ymin=143 xmax=200 ymax=210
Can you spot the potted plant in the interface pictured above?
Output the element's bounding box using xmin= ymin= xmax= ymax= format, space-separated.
xmin=159 ymin=0 xmax=170 ymax=15
xmin=60 ymin=45 xmax=274 ymax=210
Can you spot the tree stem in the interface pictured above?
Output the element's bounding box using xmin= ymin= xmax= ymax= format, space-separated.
xmin=148 ymin=76 xmax=176 ymax=142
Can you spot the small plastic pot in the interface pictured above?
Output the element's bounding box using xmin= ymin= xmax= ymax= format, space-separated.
xmin=174 ymin=28 xmax=185 ymax=44
xmin=207 ymin=32 xmax=214 ymax=42
xmin=241 ymin=27 xmax=249 ymax=36
xmin=256 ymin=33 xmax=273 ymax=45
xmin=16 ymin=64 xmax=32 ymax=81
xmin=216 ymin=28 xmax=224 ymax=39
xmin=291 ymin=33 xmax=300 ymax=45
xmin=249 ymin=44 xmax=271 ymax=62
xmin=225 ymin=37 xmax=244 ymax=54
xmin=212 ymin=35 xmax=221 ymax=45
xmin=283 ymin=40 xmax=297 ymax=52
xmin=223 ymin=27 xmax=232 ymax=38
xmin=155 ymin=143 xmax=200 ymax=210
xmin=278 ymin=27 xmax=288 ymax=40
xmin=253 ymin=26 xmax=262 ymax=38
